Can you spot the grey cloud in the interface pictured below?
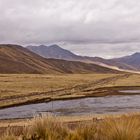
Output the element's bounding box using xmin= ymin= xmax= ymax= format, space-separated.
xmin=61 ymin=42 xmax=140 ymax=58
xmin=0 ymin=0 xmax=140 ymax=57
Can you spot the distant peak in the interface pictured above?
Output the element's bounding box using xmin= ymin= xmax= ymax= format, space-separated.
xmin=133 ymin=52 xmax=140 ymax=56
xmin=39 ymin=45 xmax=47 ymax=47
xmin=49 ymin=44 xmax=61 ymax=48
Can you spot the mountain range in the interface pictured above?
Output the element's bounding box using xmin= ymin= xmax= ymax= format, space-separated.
xmin=0 ymin=44 xmax=120 ymax=74
xmin=27 ymin=45 xmax=79 ymax=60
xmin=27 ymin=45 xmax=140 ymax=71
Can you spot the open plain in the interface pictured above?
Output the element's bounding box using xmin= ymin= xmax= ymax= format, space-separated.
xmin=0 ymin=73 xmax=140 ymax=109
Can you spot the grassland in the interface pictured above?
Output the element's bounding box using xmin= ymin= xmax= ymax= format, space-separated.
xmin=0 ymin=73 xmax=140 ymax=108
xmin=1 ymin=114 xmax=140 ymax=140
xmin=0 ymin=73 xmax=140 ymax=139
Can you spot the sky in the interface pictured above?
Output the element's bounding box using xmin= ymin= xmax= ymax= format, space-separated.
xmin=0 ymin=0 xmax=140 ymax=58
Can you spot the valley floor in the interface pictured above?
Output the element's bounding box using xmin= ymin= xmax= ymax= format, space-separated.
xmin=0 ymin=73 xmax=140 ymax=139
xmin=0 ymin=73 xmax=140 ymax=109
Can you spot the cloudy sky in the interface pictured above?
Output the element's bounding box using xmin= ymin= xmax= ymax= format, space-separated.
xmin=0 ymin=0 xmax=140 ymax=58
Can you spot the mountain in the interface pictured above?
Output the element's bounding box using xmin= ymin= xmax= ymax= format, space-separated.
xmin=27 ymin=44 xmax=139 ymax=71
xmin=0 ymin=44 xmax=120 ymax=74
xmin=27 ymin=44 xmax=81 ymax=61
xmin=111 ymin=53 xmax=140 ymax=70
xmin=0 ymin=44 xmax=59 ymax=74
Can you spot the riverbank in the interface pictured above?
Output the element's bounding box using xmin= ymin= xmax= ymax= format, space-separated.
xmin=0 ymin=85 xmax=140 ymax=110
xmin=1 ymin=113 xmax=140 ymax=140
xmin=1 ymin=93 xmax=140 ymax=120
xmin=1 ymin=73 xmax=138 ymax=109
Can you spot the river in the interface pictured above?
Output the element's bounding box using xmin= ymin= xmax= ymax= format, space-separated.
xmin=0 ymin=91 xmax=140 ymax=119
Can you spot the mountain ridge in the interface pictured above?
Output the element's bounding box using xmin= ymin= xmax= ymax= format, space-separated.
xmin=27 ymin=44 xmax=81 ymax=60
xmin=0 ymin=44 xmax=120 ymax=74
xmin=111 ymin=52 xmax=140 ymax=70
xmin=27 ymin=45 xmax=140 ymax=71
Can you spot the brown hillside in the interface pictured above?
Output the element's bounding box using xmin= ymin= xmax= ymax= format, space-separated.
xmin=0 ymin=44 xmax=121 ymax=74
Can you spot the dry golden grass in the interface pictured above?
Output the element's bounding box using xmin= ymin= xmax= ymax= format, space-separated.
xmin=0 ymin=74 xmax=119 ymax=107
xmin=100 ymin=115 xmax=140 ymax=140
xmin=1 ymin=114 xmax=140 ymax=140
xmin=26 ymin=116 xmax=68 ymax=140
xmin=0 ymin=73 xmax=115 ymax=96
xmin=0 ymin=73 xmax=140 ymax=108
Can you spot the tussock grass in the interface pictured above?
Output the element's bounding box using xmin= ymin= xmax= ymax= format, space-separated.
xmin=1 ymin=114 xmax=140 ymax=140
xmin=25 ymin=115 xmax=68 ymax=140
xmin=0 ymin=129 xmax=19 ymax=140
xmin=100 ymin=115 xmax=140 ymax=140
xmin=70 ymin=123 xmax=97 ymax=140
xmin=0 ymin=135 xmax=18 ymax=140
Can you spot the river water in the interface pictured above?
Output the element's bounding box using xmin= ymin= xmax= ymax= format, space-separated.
xmin=0 ymin=92 xmax=140 ymax=119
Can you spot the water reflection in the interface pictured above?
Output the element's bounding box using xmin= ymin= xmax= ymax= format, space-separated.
xmin=0 ymin=95 xmax=140 ymax=119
